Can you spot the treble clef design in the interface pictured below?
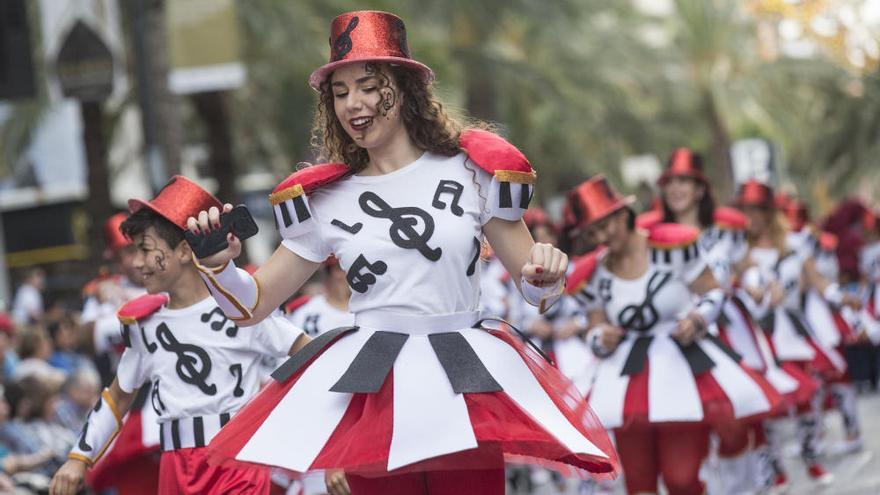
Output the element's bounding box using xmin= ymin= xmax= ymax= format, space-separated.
xmin=617 ymin=271 xmax=672 ymax=332
xmin=331 ymin=16 xmax=359 ymax=61
xmin=155 ymin=323 xmax=217 ymax=396
xmin=359 ymin=191 xmax=442 ymax=261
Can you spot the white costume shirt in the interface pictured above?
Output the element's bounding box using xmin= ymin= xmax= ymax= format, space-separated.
xmin=283 ymin=152 xmax=502 ymax=316
xmin=117 ymin=297 xmax=301 ymax=421
xmin=286 ymin=295 xmax=354 ymax=337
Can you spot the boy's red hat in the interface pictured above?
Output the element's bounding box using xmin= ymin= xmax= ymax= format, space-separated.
xmin=309 ymin=11 xmax=434 ymax=90
xmin=128 ymin=176 xmax=222 ymax=230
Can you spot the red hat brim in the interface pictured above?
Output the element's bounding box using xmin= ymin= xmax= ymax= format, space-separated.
xmin=657 ymin=169 xmax=708 ymax=185
xmin=309 ymin=56 xmax=435 ymax=90
xmin=579 ymin=195 xmax=636 ymax=228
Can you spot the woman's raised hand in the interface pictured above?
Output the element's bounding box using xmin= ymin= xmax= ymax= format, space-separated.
xmin=521 ymin=243 xmax=568 ymax=287
xmin=186 ymin=203 xmax=242 ymax=267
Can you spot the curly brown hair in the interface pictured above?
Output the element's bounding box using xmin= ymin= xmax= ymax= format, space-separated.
xmin=311 ymin=63 xmax=483 ymax=172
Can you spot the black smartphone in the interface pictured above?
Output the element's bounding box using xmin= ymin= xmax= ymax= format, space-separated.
xmin=185 ymin=205 xmax=259 ymax=259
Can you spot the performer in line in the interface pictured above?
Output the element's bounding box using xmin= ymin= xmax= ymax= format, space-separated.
xmin=569 ymin=175 xmax=778 ymax=495
xmin=285 ymin=256 xmax=355 ymax=338
xmin=187 ymin=10 xmax=617 ymax=495
xmin=49 ymin=176 xmax=309 ymax=495
xmin=737 ymin=180 xmax=857 ymax=487
xmin=654 ymin=149 xmax=811 ymax=493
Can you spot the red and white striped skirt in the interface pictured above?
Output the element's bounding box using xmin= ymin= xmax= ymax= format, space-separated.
xmin=206 ymin=310 xmax=618 ymax=480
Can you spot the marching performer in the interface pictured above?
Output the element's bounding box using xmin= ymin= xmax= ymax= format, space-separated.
xmin=285 ymin=256 xmax=355 ymax=338
xmin=736 ymin=180 xmax=857 ymax=486
xmin=188 ymin=10 xmax=618 ymax=495
xmin=655 ymin=149 xmax=810 ymax=493
xmin=50 ymin=176 xmax=309 ymax=495
xmin=568 ymin=175 xmax=778 ymax=495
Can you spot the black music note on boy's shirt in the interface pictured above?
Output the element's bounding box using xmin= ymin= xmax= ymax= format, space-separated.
xmin=200 ymin=307 xmax=239 ymax=338
xmin=156 ymin=323 xmax=217 ymax=396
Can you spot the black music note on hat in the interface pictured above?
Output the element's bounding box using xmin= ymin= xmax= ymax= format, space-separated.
xmin=432 ymin=180 xmax=465 ymax=217
xmin=332 ymin=16 xmax=359 ymax=61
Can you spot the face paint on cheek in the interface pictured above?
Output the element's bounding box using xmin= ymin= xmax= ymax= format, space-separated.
xmin=154 ymin=250 xmax=167 ymax=272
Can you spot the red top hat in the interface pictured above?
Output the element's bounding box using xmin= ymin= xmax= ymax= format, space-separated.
xmin=567 ymin=175 xmax=635 ymax=228
xmin=309 ymin=11 xmax=435 ymax=90
xmin=128 ymin=176 xmax=222 ymax=230
xmin=782 ymin=198 xmax=809 ymax=231
xmin=735 ymin=179 xmax=775 ymax=209
xmin=104 ymin=212 xmax=131 ymax=253
xmin=658 ymin=148 xmax=708 ymax=185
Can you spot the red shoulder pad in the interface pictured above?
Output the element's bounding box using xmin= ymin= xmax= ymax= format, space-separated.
xmin=283 ymin=294 xmax=312 ymax=315
xmin=636 ymin=210 xmax=663 ymax=230
xmin=648 ymin=223 xmax=700 ymax=249
xmin=819 ymin=231 xmax=838 ymax=251
xmin=714 ymin=206 xmax=748 ymax=230
xmin=117 ymin=294 xmax=169 ymax=325
xmin=269 ymin=163 xmax=350 ymax=206
xmin=460 ymin=129 xmax=535 ymax=183
xmin=566 ymin=248 xmax=606 ymax=295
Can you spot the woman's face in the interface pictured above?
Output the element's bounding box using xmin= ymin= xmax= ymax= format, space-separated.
xmin=584 ymin=209 xmax=630 ymax=253
xmin=661 ymin=176 xmax=704 ymax=216
xmin=743 ymin=205 xmax=770 ymax=236
xmin=331 ymin=63 xmax=406 ymax=151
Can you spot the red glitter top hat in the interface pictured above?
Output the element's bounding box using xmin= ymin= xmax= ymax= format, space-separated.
xmin=309 ymin=11 xmax=435 ymax=90
xmin=782 ymin=198 xmax=809 ymax=231
xmin=658 ymin=148 xmax=708 ymax=185
xmin=567 ymin=175 xmax=635 ymax=228
xmin=524 ymin=207 xmax=557 ymax=232
xmin=735 ymin=179 xmax=775 ymax=209
xmin=104 ymin=212 xmax=131 ymax=252
xmin=128 ymin=176 xmax=222 ymax=230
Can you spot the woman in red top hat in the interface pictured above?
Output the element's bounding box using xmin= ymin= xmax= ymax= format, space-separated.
xmin=735 ymin=179 xmax=862 ymax=487
xmin=187 ymin=10 xmax=618 ymax=495
xmin=567 ymin=175 xmax=778 ymax=495
xmin=656 ymin=149 xmax=817 ymax=493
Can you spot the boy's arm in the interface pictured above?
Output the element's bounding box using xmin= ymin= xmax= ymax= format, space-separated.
xmin=50 ymin=380 xmax=136 ymax=495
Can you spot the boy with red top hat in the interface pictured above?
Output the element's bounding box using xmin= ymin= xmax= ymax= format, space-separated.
xmin=50 ymin=176 xmax=310 ymax=495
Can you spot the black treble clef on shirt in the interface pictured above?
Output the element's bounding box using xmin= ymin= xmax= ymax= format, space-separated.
xmin=156 ymin=323 xmax=217 ymax=396
xmin=331 ymin=16 xmax=359 ymax=61
xmin=359 ymin=191 xmax=442 ymax=261
xmin=617 ymin=271 xmax=671 ymax=332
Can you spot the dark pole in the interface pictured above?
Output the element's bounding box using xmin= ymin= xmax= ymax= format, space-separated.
xmin=80 ymin=101 xmax=112 ymax=271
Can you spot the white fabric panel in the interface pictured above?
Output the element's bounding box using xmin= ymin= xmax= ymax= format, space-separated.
xmin=772 ymin=308 xmax=816 ymax=361
xmin=721 ymin=301 xmax=765 ymax=371
xmin=648 ymin=332 xmax=703 ymax=423
xmin=466 ymin=329 xmax=608 ymax=459
xmin=587 ymin=337 xmax=634 ymax=429
xmin=701 ymin=340 xmax=771 ymax=418
xmin=805 ymin=291 xmax=841 ymax=348
xmin=236 ymin=330 xmax=370 ymax=471
xmin=387 ymin=335 xmax=477 ymax=470
xmin=753 ymin=331 xmax=799 ymax=394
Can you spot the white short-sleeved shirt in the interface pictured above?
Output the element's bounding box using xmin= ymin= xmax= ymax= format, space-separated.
xmin=286 ymin=295 xmax=354 ymax=337
xmin=282 ymin=152 xmax=503 ymax=316
xmin=117 ymin=297 xmax=301 ymax=422
xmin=581 ymin=250 xmax=701 ymax=328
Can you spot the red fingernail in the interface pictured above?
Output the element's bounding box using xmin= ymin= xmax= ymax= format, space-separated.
xmin=535 ymin=267 xmax=544 ymax=274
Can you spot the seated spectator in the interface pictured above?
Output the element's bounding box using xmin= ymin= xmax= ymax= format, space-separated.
xmin=13 ymin=326 xmax=64 ymax=389
xmin=47 ymin=315 xmax=91 ymax=376
xmin=1 ymin=377 xmax=75 ymax=477
xmin=54 ymin=368 xmax=100 ymax=434
xmin=0 ymin=384 xmax=53 ymax=474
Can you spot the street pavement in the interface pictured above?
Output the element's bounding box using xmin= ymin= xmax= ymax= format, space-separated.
xmin=513 ymin=391 xmax=880 ymax=495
